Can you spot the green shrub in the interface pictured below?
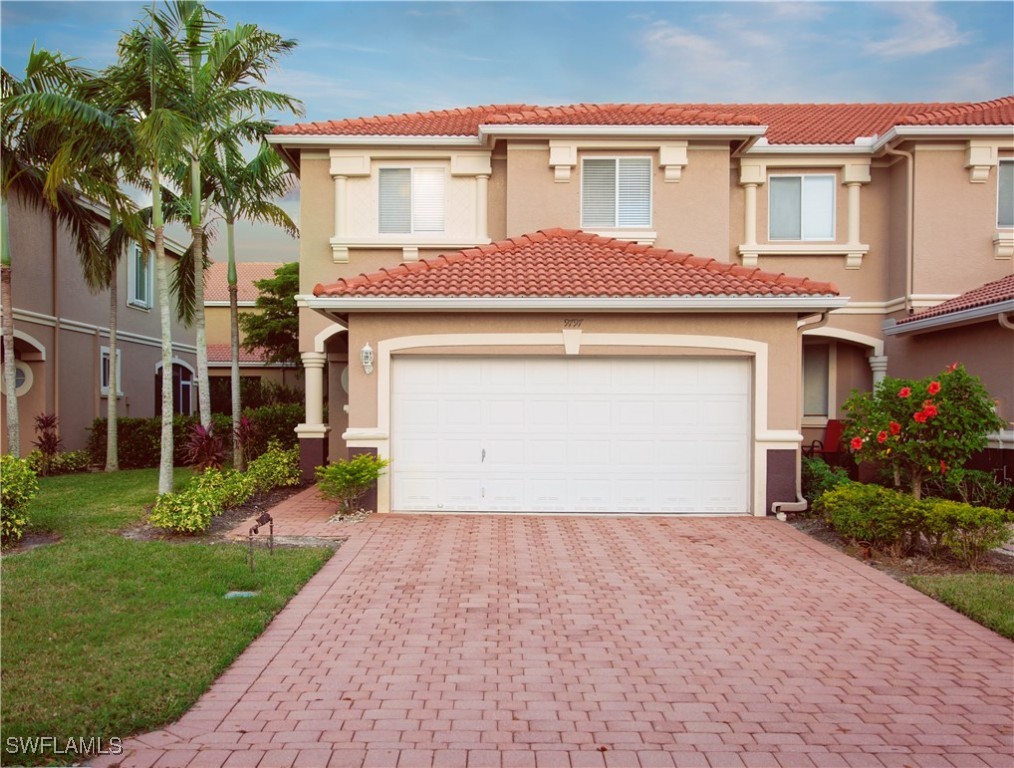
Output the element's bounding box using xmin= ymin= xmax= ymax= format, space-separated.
xmin=801 ymin=456 xmax=851 ymax=507
xmin=923 ymin=500 xmax=1014 ymax=569
xmin=316 ymin=453 xmax=390 ymax=514
xmin=148 ymin=488 xmax=216 ymax=534
xmin=26 ymin=449 xmax=91 ymax=476
xmin=88 ymin=414 xmax=233 ymax=469
xmin=1 ymin=455 xmax=40 ymax=545
xmin=190 ymin=467 xmax=254 ymax=512
xmin=923 ymin=469 xmax=1014 ymax=510
xmin=246 ymin=443 xmax=301 ymax=494
xmin=815 ymin=483 xmax=926 ymax=555
xmin=242 ymin=403 xmax=302 ymax=460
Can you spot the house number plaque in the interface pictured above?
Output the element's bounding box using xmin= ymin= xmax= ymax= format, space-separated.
xmin=563 ymin=319 xmax=583 ymax=328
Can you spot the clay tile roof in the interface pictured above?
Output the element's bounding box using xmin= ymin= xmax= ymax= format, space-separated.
xmin=206 ymin=343 xmax=273 ymax=364
xmin=273 ymin=99 xmax=1013 ymax=145
xmin=895 ymin=274 xmax=1014 ymax=325
xmin=312 ymin=229 xmax=838 ymax=300
xmin=205 ymin=262 xmax=286 ymax=303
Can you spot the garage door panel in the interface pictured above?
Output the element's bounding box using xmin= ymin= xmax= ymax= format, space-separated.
xmin=392 ymin=357 xmax=751 ymax=514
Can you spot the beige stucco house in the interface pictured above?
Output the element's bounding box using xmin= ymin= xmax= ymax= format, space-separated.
xmin=0 ymin=193 xmax=197 ymax=455
xmin=204 ymin=261 xmax=301 ymax=412
xmin=267 ymin=98 xmax=1014 ymax=515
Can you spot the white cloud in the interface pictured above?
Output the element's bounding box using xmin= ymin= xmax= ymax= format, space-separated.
xmin=863 ymin=4 xmax=971 ymax=59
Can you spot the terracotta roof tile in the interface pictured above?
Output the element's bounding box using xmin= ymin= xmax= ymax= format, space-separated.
xmin=206 ymin=343 xmax=272 ymax=364
xmin=205 ymin=262 xmax=286 ymax=303
xmin=312 ymin=229 xmax=838 ymax=300
xmin=274 ymin=99 xmax=1012 ymax=145
xmin=895 ymin=274 xmax=1014 ymax=325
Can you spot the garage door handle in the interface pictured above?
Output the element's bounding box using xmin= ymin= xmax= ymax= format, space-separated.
xmin=481 ymin=448 xmax=486 ymax=463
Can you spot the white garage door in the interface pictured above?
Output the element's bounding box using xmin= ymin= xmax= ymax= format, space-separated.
xmin=391 ymin=357 xmax=751 ymax=514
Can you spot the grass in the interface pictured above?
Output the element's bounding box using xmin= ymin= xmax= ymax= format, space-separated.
xmin=907 ymin=572 xmax=1014 ymax=640
xmin=1 ymin=469 xmax=333 ymax=766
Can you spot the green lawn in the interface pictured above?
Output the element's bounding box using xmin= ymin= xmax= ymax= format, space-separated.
xmin=907 ymin=572 xmax=1014 ymax=640
xmin=1 ymin=469 xmax=333 ymax=766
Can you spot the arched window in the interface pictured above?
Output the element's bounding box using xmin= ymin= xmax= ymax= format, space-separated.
xmin=155 ymin=361 xmax=194 ymax=416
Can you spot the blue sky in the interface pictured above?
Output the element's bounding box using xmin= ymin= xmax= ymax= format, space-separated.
xmin=2 ymin=1 xmax=1013 ymax=260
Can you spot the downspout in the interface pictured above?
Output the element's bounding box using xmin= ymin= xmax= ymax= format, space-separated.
xmin=770 ymin=310 xmax=831 ymax=519
xmin=999 ymin=312 xmax=1014 ymax=331
xmin=883 ymin=146 xmax=914 ymax=313
xmin=51 ymin=213 xmax=60 ymax=427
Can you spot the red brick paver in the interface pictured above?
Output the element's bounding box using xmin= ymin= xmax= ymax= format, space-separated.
xmin=226 ymin=486 xmax=344 ymax=540
xmin=93 ymin=515 xmax=1014 ymax=768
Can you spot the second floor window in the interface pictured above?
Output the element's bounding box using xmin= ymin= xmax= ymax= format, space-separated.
xmin=769 ymin=174 xmax=835 ymax=241
xmin=100 ymin=346 xmax=122 ymax=397
xmin=581 ymin=157 xmax=652 ymax=229
xmin=128 ymin=243 xmax=152 ymax=309
xmin=378 ymin=167 xmax=445 ymax=234
xmin=998 ymin=160 xmax=1013 ymax=228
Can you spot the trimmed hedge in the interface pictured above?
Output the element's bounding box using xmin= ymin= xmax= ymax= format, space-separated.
xmin=87 ymin=406 xmax=300 ymax=469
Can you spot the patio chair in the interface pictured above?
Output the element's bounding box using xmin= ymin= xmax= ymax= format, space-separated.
xmin=803 ymin=419 xmax=845 ymax=466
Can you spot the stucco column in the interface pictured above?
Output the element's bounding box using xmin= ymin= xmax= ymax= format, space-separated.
xmin=475 ymin=174 xmax=489 ymax=240
xmin=332 ymin=175 xmax=347 ymax=239
xmin=868 ymin=355 xmax=888 ymax=386
xmin=301 ymin=351 xmax=327 ymax=426
xmin=743 ymin=183 xmax=758 ymax=247
xmin=846 ymin=181 xmax=862 ymax=246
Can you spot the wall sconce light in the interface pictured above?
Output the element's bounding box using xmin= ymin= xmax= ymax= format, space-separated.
xmin=360 ymin=343 xmax=374 ymax=375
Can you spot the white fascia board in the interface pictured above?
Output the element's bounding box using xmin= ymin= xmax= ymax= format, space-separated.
xmin=306 ymin=296 xmax=849 ymax=313
xmin=745 ymin=142 xmax=875 ymax=155
xmin=884 ymin=300 xmax=1014 ymax=335
xmin=77 ymin=198 xmax=187 ymax=257
xmin=873 ymin=125 xmax=1014 ymax=152
xmin=204 ymin=300 xmax=258 ymax=308
xmin=265 ymin=134 xmax=484 ymax=148
xmin=479 ymin=124 xmax=768 ymax=140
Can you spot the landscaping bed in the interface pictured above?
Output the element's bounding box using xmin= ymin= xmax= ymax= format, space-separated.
xmin=1 ymin=468 xmax=334 ymax=767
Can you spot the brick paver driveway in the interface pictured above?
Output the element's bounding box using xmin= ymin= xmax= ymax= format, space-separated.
xmin=95 ymin=515 xmax=1013 ymax=768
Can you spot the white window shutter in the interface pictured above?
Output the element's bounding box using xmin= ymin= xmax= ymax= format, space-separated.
xmin=582 ymin=159 xmax=617 ymax=227
xmin=998 ymin=161 xmax=1014 ymax=228
xmin=618 ymin=158 xmax=651 ymax=227
xmin=411 ymin=168 xmax=445 ymax=233
xmin=379 ymin=168 xmax=411 ymax=234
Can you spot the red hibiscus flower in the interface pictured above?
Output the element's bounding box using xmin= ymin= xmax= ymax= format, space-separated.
xmin=940 ymin=460 xmax=948 ymax=474
xmin=946 ymin=362 xmax=959 ymax=373
xmin=913 ymin=411 xmax=927 ymax=423
xmin=877 ymin=431 xmax=888 ymax=443
xmin=927 ymin=381 xmax=941 ymax=395
xmin=922 ymin=403 xmax=938 ymax=418
xmin=889 ymin=421 xmax=901 ymax=435
xmin=850 ymin=437 xmax=864 ymax=450
xmin=898 ymin=387 xmax=912 ymax=398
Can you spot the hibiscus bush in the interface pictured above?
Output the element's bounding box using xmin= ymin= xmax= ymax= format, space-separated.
xmin=842 ymin=364 xmax=1005 ymax=499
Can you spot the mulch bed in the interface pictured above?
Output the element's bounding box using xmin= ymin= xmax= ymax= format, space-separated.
xmin=2 ymin=532 xmax=63 ymax=556
xmin=789 ymin=514 xmax=1014 ymax=579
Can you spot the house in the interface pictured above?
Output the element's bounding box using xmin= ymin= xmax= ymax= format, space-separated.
xmin=203 ymin=261 xmax=301 ymax=413
xmin=0 ymin=192 xmax=198 ymax=455
xmin=267 ymin=98 xmax=1014 ymax=514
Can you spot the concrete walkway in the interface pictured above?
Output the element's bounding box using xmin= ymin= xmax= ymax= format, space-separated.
xmin=94 ymin=514 xmax=1013 ymax=768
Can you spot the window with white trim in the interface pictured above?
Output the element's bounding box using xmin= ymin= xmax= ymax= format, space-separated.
xmin=769 ymin=174 xmax=835 ymax=241
xmin=127 ymin=243 xmax=152 ymax=309
xmin=581 ymin=157 xmax=652 ymax=228
xmin=378 ymin=167 xmax=445 ymax=234
xmin=802 ymin=344 xmax=830 ymax=418
xmin=998 ymin=160 xmax=1013 ymax=228
xmin=100 ymin=346 xmax=123 ymax=397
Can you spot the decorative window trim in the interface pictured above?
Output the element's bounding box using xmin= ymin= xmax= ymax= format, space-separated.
xmin=100 ymin=345 xmax=123 ymax=397
xmin=127 ymin=243 xmax=153 ymax=310
xmin=580 ymin=156 xmax=653 ymax=230
xmin=768 ymin=173 xmax=836 ymax=242
xmin=0 ymin=360 xmax=34 ymax=397
xmin=997 ymin=158 xmax=1013 ymax=228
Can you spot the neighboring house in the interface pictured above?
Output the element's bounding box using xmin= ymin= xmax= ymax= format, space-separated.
xmin=267 ymin=98 xmax=1014 ymax=514
xmin=0 ymin=192 xmax=198 ymax=455
xmin=204 ymin=262 xmax=301 ymax=412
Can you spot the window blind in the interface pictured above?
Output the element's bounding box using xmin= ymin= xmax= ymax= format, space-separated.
xmin=411 ymin=167 xmax=445 ymax=233
xmin=379 ymin=168 xmax=411 ymax=234
xmin=618 ymin=158 xmax=651 ymax=227
xmin=999 ymin=161 xmax=1013 ymax=228
xmin=581 ymin=159 xmax=616 ymax=227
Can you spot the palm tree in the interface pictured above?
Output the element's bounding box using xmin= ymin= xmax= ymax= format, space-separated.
xmin=154 ymin=1 xmax=301 ymax=429
xmin=206 ymin=139 xmax=297 ymax=469
xmin=1 ymin=48 xmax=124 ymax=456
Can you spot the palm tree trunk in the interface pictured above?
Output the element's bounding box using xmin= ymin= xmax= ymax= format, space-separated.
xmin=1 ymin=195 xmax=20 ymax=457
xmin=153 ymin=170 xmax=174 ymax=495
xmin=105 ymin=256 xmax=119 ymax=471
xmin=191 ymin=158 xmax=211 ymax=429
xmin=227 ymin=221 xmax=243 ymax=470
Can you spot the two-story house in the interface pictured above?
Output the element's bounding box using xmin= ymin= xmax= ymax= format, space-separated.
xmin=267 ymin=98 xmax=1013 ymax=515
xmin=0 ymin=192 xmax=198 ymax=455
